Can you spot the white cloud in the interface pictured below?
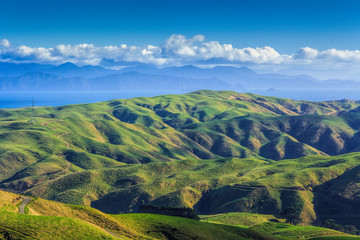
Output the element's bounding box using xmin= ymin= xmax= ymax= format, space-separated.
xmin=163 ymin=34 xmax=204 ymax=57
xmin=161 ymin=34 xmax=287 ymax=64
xmin=1 ymin=35 xmax=360 ymax=79
xmin=294 ymin=47 xmax=360 ymax=63
xmin=0 ymin=39 xmax=10 ymax=48
xmin=295 ymin=47 xmax=319 ymax=59
xmin=318 ymin=48 xmax=360 ymax=62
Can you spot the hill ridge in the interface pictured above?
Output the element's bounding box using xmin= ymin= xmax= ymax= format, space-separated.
xmin=0 ymin=90 xmax=360 ymax=228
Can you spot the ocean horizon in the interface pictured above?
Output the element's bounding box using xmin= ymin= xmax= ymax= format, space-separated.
xmin=0 ymin=89 xmax=359 ymax=109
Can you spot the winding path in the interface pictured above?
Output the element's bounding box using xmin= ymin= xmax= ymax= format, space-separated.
xmin=54 ymin=132 xmax=72 ymax=173
xmin=18 ymin=132 xmax=125 ymax=239
xmin=19 ymin=196 xmax=32 ymax=214
xmin=103 ymin=229 xmax=125 ymax=240
xmin=56 ymin=132 xmax=70 ymax=149
xmin=18 ymin=196 xmax=125 ymax=239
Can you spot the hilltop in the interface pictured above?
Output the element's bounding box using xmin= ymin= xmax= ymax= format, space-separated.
xmin=0 ymin=90 xmax=360 ymax=228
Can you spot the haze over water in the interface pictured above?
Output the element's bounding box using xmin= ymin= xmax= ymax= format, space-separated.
xmin=0 ymin=90 xmax=359 ymax=109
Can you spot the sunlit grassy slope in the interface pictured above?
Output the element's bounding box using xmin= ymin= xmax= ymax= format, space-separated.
xmin=0 ymin=191 xmax=123 ymax=239
xmin=251 ymin=222 xmax=354 ymax=240
xmin=1 ymin=190 xmax=357 ymax=240
xmin=0 ymin=190 xmax=283 ymax=240
xmin=200 ymin=212 xmax=286 ymax=227
xmin=1 ymin=90 xmax=360 ymax=226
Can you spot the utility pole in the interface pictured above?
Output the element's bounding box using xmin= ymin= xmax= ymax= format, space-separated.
xmin=30 ymin=97 xmax=36 ymax=123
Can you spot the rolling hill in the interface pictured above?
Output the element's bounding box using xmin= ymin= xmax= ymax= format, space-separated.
xmin=0 ymin=90 xmax=360 ymax=229
xmin=0 ymin=189 xmax=357 ymax=239
xmin=0 ymin=189 xmax=284 ymax=239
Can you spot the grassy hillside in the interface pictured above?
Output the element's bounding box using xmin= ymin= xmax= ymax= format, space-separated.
xmin=200 ymin=212 xmax=285 ymax=227
xmin=251 ymin=222 xmax=354 ymax=240
xmin=0 ymin=191 xmax=124 ymax=239
xmin=0 ymin=190 xmax=21 ymax=212
xmin=0 ymin=211 xmax=121 ymax=240
xmin=1 ymin=190 xmax=357 ymax=240
xmin=0 ymin=190 xmax=284 ymax=240
xmin=112 ymin=213 xmax=277 ymax=240
xmin=1 ymin=90 xmax=360 ymax=227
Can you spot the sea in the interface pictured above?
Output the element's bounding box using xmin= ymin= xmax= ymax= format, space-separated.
xmin=0 ymin=91 xmax=184 ymax=109
xmin=0 ymin=90 xmax=359 ymax=109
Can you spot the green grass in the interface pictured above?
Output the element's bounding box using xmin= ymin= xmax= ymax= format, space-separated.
xmin=251 ymin=222 xmax=352 ymax=240
xmin=9 ymin=151 xmax=360 ymax=224
xmin=1 ymin=90 xmax=360 ymax=228
xmin=309 ymin=237 xmax=360 ymax=240
xmin=112 ymin=213 xmax=277 ymax=240
xmin=0 ymin=190 xmax=276 ymax=240
xmin=0 ymin=210 xmax=119 ymax=240
xmin=1 ymin=189 xmax=359 ymax=240
xmin=200 ymin=212 xmax=285 ymax=227
xmin=26 ymin=197 xmax=142 ymax=238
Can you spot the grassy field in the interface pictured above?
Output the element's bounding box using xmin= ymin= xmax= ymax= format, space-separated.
xmin=0 ymin=190 xmax=282 ymax=240
xmin=200 ymin=212 xmax=285 ymax=227
xmin=0 ymin=210 xmax=120 ymax=240
xmin=0 ymin=190 xmax=133 ymax=239
xmin=1 ymin=190 xmax=358 ymax=239
xmin=309 ymin=237 xmax=360 ymax=240
xmin=112 ymin=213 xmax=277 ymax=240
xmin=251 ymin=222 xmax=355 ymax=240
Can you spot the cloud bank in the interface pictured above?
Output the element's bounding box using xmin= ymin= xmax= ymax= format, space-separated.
xmin=1 ymin=34 xmax=360 ymax=79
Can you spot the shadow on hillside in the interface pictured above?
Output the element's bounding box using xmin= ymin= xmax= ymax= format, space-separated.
xmin=313 ymin=165 xmax=360 ymax=228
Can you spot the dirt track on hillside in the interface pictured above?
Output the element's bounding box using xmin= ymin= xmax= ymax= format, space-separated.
xmin=19 ymin=196 xmax=32 ymax=214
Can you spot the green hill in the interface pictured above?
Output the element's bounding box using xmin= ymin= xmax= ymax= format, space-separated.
xmin=1 ymin=190 xmax=357 ymax=239
xmin=0 ymin=190 xmax=282 ymax=239
xmin=250 ymin=222 xmax=354 ymax=240
xmin=1 ymin=90 xmax=360 ymax=228
xmin=200 ymin=212 xmax=285 ymax=226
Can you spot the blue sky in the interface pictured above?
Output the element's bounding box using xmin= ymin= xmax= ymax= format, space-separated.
xmin=1 ymin=0 xmax=360 ymax=53
xmin=1 ymin=0 xmax=360 ymax=80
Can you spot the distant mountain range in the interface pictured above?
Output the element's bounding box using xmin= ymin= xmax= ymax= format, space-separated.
xmin=0 ymin=61 xmax=359 ymax=91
